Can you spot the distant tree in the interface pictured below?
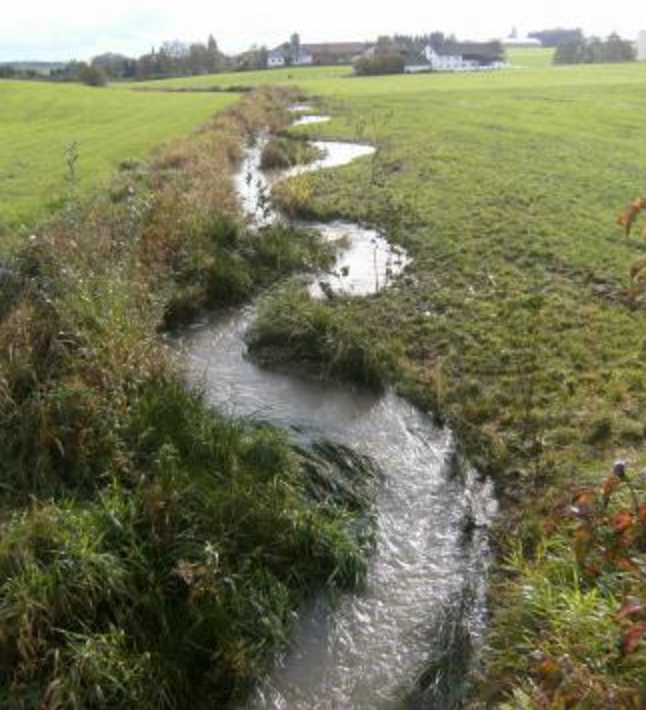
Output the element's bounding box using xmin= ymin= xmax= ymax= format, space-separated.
xmin=91 ymin=53 xmax=133 ymax=79
xmin=605 ymin=33 xmax=636 ymax=62
xmin=122 ymin=59 xmax=138 ymax=78
xmin=207 ymin=34 xmax=219 ymax=55
xmin=586 ymin=37 xmax=605 ymax=63
xmin=136 ymin=51 xmax=156 ymax=79
xmin=77 ymin=63 xmax=107 ymax=87
xmin=529 ymin=28 xmax=584 ymax=48
xmin=290 ymin=32 xmax=301 ymax=62
xmin=206 ymin=34 xmax=222 ymax=73
xmin=374 ymin=36 xmax=401 ymax=55
xmin=237 ymin=45 xmax=268 ymax=70
xmin=354 ymin=38 xmax=405 ymax=76
xmin=188 ymin=43 xmax=209 ymax=74
xmin=554 ymin=33 xmax=635 ymax=65
xmin=554 ymin=37 xmax=587 ymax=64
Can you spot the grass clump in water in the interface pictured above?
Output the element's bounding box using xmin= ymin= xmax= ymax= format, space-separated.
xmin=247 ymin=281 xmax=396 ymax=388
xmin=162 ymin=218 xmax=334 ymax=329
xmin=260 ymin=136 xmax=323 ymax=171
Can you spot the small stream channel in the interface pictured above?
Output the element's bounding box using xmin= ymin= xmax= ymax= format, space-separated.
xmin=179 ymin=108 xmax=497 ymax=709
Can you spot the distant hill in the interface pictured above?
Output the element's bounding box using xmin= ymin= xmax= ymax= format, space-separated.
xmin=0 ymin=61 xmax=65 ymax=74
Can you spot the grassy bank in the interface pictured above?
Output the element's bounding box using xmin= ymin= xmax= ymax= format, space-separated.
xmin=0 ymin=80 xmax=238 ymax=229
xmin=0 ymin=88 xmax=376 ymax=708
xmin=213 ymin=64 xmax=646 ymax=705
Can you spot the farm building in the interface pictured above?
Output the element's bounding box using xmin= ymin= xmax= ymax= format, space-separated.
xmin=268 ymin=42 xmax=369 ymax=67
xmin=503 ymin=28 xmax=542 ymax=48
xmin=267 ymin=45 xmax=312 ymax=67
xmin=504 ymin=37 xmax=542 ymax=48
xmin=638 ymin=31 xmax=646 ymax=61
xmin=404 ymin=41 xmax=506 ymax=73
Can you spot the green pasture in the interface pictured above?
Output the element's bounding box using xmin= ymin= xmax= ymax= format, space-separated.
xmin=2 ymin=45 xmax=646 ymax=704
xmin=507 ymin=46 xmax=555 ymax=66
xmin=0 ymin=80 xmax=237 ymax=227
xmin=140 ymin=57 xmax=646 ymax=289
xmin=296 ymin=57 xmax=646 ymax=702
xmin=129 ymin=55 xmax=646 ymax=103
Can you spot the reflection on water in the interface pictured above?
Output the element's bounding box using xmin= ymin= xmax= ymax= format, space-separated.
xmin=233 ymin=134 xmax=409 ymax=296
xmin=292 ymin=114 xmax=332 ymax=127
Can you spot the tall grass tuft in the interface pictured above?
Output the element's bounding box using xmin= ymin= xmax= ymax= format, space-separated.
xmin=260 ymin=136 xmax=323 ymax=171
xmin=247 ymin=281 xmax=396 ymax=388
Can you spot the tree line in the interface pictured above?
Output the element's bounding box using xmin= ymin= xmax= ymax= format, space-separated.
xmin=62 ymin=35 xmax=226 ymax=83
xmin=1 ymin=35 xmax=231 ymax=85
xmin=1 ymin=28 xmax=637 ymax=86
xmin=553 ymin=33 xmax=635 ymax=64
xmin=528 ymin=28 xmax=584 ymax=48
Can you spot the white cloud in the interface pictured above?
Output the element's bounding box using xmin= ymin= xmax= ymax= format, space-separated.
xmin=1 ymin=0 xmax=644 ymax=61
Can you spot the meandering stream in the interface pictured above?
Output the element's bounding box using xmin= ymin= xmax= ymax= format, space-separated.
xmin=179 ymin=109 xmax=497 ymax=709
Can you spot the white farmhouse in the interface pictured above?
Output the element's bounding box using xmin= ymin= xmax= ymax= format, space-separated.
xmin=638 ymin=31 xmax=646 ymax=61
xmin=267 ymin=44 xmax=314 ymax=68
xmin=404 ymin=42 xmax=506 ymax=73
xmin=422 ymin=45 xmax=478 ymax=71
xmin=267 ymin=50 xmax=286 ymax=68
xmin=293 ymin=49 xmax=314 ymax=66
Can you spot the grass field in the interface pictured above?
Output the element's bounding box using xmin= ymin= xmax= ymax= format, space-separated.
xmin=507 ymin=46 xmax=555 ymax=66
xmin=291 ymin=61 xmax=646 ymax=704
xmin=3 ymin=56 xmax=646 ymax=705
xmin=0 ymin=80 xmax=237 ymax=227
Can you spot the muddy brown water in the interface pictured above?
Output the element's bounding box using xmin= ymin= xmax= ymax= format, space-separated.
xmin=179 ymin=110 xmax=497 ymax=709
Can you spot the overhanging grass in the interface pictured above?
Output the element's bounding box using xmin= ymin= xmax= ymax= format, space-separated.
xmin=260 ymin=136 xmax=323 ymax=170
xmin=0 ymin=378 xmax=374 ymax=709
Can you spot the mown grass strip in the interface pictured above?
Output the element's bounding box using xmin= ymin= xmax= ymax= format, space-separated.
xmin=0 ymin=80 xmax=238 ymax=229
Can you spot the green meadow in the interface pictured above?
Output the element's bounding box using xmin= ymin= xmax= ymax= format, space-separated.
xmin=2 ymin=51 xmax=646 ymax=705
xmin=296 ymin=60 xmax=646 ymax=703
xmin=506 ymin=46 xmax=555 ymax=66
xmin=0 ymin=80 xmax=237 ymax=227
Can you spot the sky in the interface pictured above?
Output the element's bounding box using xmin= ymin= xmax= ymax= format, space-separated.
xmin=1 ymin=0 xmax=645 ymax=62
